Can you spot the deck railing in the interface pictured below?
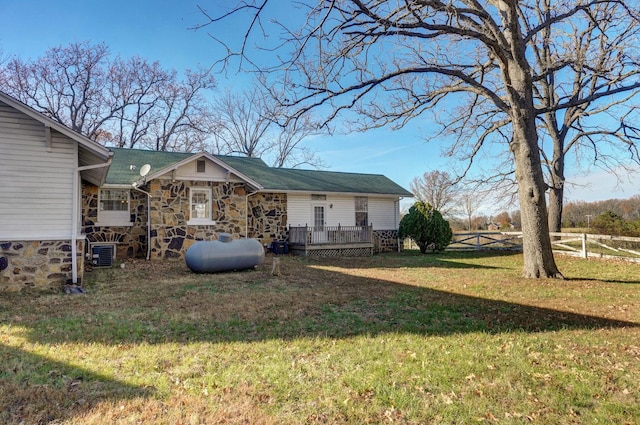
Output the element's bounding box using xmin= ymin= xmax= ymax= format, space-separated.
xmin=289 ymin=225 xmax=373 ymax=246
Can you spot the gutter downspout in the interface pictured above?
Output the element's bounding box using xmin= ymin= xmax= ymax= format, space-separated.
xmin=396 ymin=197 xmax=404 ymax=253
xmin=132 ymin=185 xmax=152 ymax=260
xmin=73 ymin=158 xmax=112 ymax=284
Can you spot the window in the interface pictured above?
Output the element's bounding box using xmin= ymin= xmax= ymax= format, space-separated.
xmin=196 ymin=159 xmax=206 ymax=173
xmin=313 ymin=205 xmax=325 ymax=231
xmin=100 ymin=189 xmax=129 ymax=211
xmin=98 ymin=189 xmax=131 ymax=225
xmin=311 ymin=194 xmax=326 ymax=201
xmin=355 ymin=196 xmax=368 ymax=226
xmin=189 ymin=188 xmax=213 ymax=224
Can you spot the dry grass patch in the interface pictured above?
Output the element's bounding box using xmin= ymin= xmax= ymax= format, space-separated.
xmin=1 ymin=252 xmax=639 ymax=424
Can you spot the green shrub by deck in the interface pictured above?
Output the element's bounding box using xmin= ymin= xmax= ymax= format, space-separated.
xmin=399 ymin=201 xmax=453 ymax=253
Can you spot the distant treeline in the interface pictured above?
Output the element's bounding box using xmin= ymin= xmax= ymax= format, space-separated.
xmin=563 ymin=195 xmax=640 ymax=236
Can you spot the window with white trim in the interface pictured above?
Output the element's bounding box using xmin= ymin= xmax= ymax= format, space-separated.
xmin=355 ymin=196 xmax=368 ymax=226
xmin=98 ymin=189 xmax=131 ymax=225
xmin=188 ymin=187 xmax=213 ymax=224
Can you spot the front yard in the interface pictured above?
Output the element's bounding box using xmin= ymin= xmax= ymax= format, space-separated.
xmin=1 ymin=252 xmax=639 ymax=424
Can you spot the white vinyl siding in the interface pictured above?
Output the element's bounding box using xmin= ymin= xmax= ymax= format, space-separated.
xmin=369 ymin=197 xmax=399 ymax=229
xmin=0 ymin=101 xmax=76 ymax=239
xmin=173 ymin=158 xmax=243 ymax=182
xmin=287 ymin=193 xmax=400 ymax=230
xmin=287 ymin=194 xmax=311 ymax=227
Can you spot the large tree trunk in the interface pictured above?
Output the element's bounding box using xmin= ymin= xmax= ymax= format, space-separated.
xmin=547 ymin=131 xmax=565 ymax=233
xmin=548 ymin=185 xmax=564 ymax=233
xmin=511 ymin=115 xmax=563 ymax=278
xmin=502 ymin=10 xmax=563 ymax=279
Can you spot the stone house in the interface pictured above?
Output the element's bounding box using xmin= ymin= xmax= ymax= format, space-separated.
xmin=84 ymin=148 xmax=412 ymax=263
xmin=1 ymin=91 xmax=411 ymax=290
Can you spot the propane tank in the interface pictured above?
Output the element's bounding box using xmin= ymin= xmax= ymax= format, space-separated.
xmin=185 ymin=233 xmax=265 ymax=273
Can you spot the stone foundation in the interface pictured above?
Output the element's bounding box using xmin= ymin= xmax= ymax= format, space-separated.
xmin=0 ymin=239 xmax=85 ymax=291
xmin=373 ymin=230 xmax=401 ymax=253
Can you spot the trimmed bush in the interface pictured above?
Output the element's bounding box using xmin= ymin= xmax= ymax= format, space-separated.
xmin=399 ymin=201 xmax=453 ymax=253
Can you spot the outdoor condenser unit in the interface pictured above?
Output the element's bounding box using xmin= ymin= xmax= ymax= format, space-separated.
xmin=92 ymin=245 xmax=114 ymax=267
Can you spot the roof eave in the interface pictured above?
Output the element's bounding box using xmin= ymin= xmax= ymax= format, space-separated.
xmin=140 ymin=152 xmax=264 ymax=190
xmin=0 ymin=91 xmax=112 ymax=162
xmin=257 ymin=188 xmax=413 ymax=197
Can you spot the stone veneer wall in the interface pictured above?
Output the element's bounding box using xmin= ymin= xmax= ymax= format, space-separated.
xmin=82 ymin=181 xmax=288 ymax=261
xmin=82 ymin=184 xmax=148 ymax=260
xmin=0 ymin=239 xmax=85 ymax=291
xmin=149 ymin=179 xmax=246 ymax=259
xmin=148 ymin=180 xmax=288 ymax=260
xmin=248 ymin=193 xmax=288 ymax=242
xmin=372 ymin=229 xmax=401 ymax=253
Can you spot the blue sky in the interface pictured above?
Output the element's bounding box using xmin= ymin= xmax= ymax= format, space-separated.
xmin=1 ymin=0 xmax=638 ymax=213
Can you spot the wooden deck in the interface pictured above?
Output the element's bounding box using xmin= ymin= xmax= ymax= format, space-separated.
xmin=288 ymin=225 xmax=374 ymax=257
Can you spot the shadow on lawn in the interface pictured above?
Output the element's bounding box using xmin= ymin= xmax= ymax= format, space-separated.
xmin=312 ymin=250 xmax=521 ymax=270
xmin=0 ymin=343 xmax=153 ymax=424
xmin=2 ymin=253 xmax=636 ymax=424
xmin=10 ymin=254 xmax=638 ymax=347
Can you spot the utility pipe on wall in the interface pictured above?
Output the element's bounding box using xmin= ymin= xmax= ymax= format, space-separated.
xmin=132 ymin=184 xmax=152 ymax=261
xmin=73 ymin=158 xmax=112 ymax=284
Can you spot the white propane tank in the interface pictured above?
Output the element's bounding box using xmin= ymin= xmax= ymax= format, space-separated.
xmin=185 ymin=233 xmax=265 ymax=273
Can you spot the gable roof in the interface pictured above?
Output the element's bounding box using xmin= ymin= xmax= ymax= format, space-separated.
xmin=105 ymin=148 xmax=263 ymax=189
xmin=218 ymin=155 xmax=413 ymax=196
xmin=0 ymin=91 xmax=113 ymax=186
xmin=104 ymin=148 xmax=192 ymax=185
xmin=105 ymin=148 xmax=412 ymax=197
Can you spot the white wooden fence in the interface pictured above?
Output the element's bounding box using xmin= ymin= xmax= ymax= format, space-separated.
xmin=405 ymin=231 xmax=640 ymax=262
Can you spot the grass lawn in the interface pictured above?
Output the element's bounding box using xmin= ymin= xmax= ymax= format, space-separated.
xmin=1 ymin=251 xmax=639 ymax=424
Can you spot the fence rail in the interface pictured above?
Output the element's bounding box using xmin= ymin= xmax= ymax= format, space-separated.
xmin=404 ymin=231 xmax=640 ymax=262
xmin=289 ymin=225 xmax=373 ymax=246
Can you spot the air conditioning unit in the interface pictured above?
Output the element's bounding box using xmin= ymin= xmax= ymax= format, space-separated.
xmin=92 ymin=245 xmax=114 ymax=267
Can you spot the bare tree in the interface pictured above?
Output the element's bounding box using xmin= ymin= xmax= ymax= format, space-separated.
xmin=199 ymin=1 xmax=640 ymax=278
xmin=409 ymin=171 xmax=459 ymax=217
xmin=459 ymin=191 xmax=485 ymax=232
xmin=432 ymin=2 xmax=640 ymax=233
xmin=212 ymin=87 xmax=324 ymax=168
xmin=1 ymin=41 xmax=217 ymax=152
xmin=532 ymin=3 xmax=640 ymax=233
xmin=150 ymin=68 xmax=217 ymax=152
xmin=212 ymin=88 xmax=273 ymax=158
xmin=271 ymin=113 xmax=325 ymax=168
xmin=3 ymin=41 xmax=112 ymax=138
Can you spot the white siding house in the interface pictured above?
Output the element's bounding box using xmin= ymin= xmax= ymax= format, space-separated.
xmin=0 ymin=92 xmax=112 ymax=290
xmin=287 ymin=194 xmax=401 ymax=230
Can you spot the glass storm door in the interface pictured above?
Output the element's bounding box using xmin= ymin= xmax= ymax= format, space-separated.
xmin=312 ymin=204 xmax=327 ymax=242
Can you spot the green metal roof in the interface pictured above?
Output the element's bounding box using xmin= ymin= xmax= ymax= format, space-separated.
xmin=218 ymin=155 xmax=413 ymax=196
xmin=105 ymin=148 xmax=413 ymax=197
xmin=105 ymin=148 xmax=192 ymax=185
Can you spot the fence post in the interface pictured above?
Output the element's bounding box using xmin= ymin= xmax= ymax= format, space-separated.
xmin=582 ymin=233 xmax=588 ymax=259
xmin=476 ymin=233 xmax=481 ymax=251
